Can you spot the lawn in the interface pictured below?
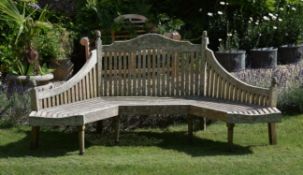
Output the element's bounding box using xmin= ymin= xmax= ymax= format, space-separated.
xmin=0 ymin=115 xmax=303 ymax=175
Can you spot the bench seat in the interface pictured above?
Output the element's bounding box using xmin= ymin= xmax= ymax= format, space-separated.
xmin=29 ymin=96 xmax=281 ymax=126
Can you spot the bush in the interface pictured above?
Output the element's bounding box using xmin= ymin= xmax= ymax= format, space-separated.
xmin=278 ymin=87 xmax=303 ymax=114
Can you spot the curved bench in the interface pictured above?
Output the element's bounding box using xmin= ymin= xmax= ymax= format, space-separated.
xmin=29 ymin=31 xmax=282 ymax=155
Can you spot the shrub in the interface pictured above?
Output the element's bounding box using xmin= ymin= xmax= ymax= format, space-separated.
xmin=278 ymin=87 xmax=303 ymax=114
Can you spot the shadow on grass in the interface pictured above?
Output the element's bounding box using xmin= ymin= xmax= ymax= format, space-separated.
xmin=0 ymin=129 xmax=252 ymax=158
xmin=0 ymin=128 xmax=85 ymax=158
xmin=87 ymin=130 xmax=252 ymax=157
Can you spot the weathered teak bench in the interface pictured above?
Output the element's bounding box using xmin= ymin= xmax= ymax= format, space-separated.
xmin=29 ymin=31 xmax=282 ymax=155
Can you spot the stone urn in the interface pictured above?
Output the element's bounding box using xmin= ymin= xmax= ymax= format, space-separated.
xmin=278 ymin=44 xmax=303 ymax=64
xmin=5 ymin=73 xmax=54 ymax=96
xmin=247 ymin=48 xmax=277 ymax=68
xmin=215 ymin=50 xmax=246 ymax=72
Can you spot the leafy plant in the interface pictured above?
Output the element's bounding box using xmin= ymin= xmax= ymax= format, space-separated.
xmin=0 ymin=0 xmax=63 ymax=75
xmin=156 ymin=13 xmax=184 ymax=34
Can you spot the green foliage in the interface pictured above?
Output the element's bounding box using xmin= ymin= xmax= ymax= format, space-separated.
xmin=0 ymin=0 xmax=72 ymax=75
xmin=218 ymin=31 xmax=240 ymax=51
xmin=278 ymin=87 xmax=303 ymax=114
xmin=156 ymin=13 xmax=184 ymax=34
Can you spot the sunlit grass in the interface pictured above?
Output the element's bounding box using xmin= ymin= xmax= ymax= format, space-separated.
xmin=0 ymin=115 xmax=302 ymax=175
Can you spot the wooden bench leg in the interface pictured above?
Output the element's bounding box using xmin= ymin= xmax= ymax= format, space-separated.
xmin=78 ymin=125 xmax=85 ymax=155
xmin=188 ymin=115 xmax=193 ymax=140
xmin=114 ymin=116 xmax=120 ymax=144
xmin=30 ymin=126 xmax=40 ymax=149
xmin=202 ymin=117 xmax=207 ymax=131
xmin=268 ymin=123 xmax=277 ymax=145
xmin=227 ymin=123 xmax=235 ymax=146
xmin=96 ymin=120 xmax=103 ymax=134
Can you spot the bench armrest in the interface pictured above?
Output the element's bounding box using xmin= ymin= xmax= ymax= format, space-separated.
xmin=202 ymin=31 xmax=278 ymax=107
xmin=31 ymin=32 xmax=103 ymax=110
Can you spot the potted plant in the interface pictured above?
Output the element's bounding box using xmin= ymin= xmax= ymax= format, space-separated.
xmin=215 ymin=31 xmax=246 ymax=72
xmin=207 ymin=2 xmax=245 ymax=72
xmin=47 ymin=27 xmax=74 ymax=81
xmin=0 ymin=0 xmax=57 ymax=87
xmin=275 ymin=2 xmax=303 ymax=64
xmin=245 ymin=15 xmax=278 ymax=68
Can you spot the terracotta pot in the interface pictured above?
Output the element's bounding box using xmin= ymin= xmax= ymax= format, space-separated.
xmin=50 ymin=59 xmax=74 ymax=81
xmin=215 ymin=50 xmax=246 ymax=72
xmin=247 ymin=48 xmax=277 ymax=68
xmin=278 ymin=44 xmax=303 ymax=64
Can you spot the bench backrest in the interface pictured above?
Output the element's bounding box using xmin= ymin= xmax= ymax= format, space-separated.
xmin=31 ymin=31 xmax=277 ymax=111
xmin=102 ymin=34 xmax=203 ymax=97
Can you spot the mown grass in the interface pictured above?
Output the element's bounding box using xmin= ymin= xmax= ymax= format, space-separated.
xmin=0 ymin=115 xmax=303 ymax=175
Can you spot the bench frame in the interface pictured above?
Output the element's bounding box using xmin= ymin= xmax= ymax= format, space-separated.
xmin=29 ymin=31 xmax=281 ymax=155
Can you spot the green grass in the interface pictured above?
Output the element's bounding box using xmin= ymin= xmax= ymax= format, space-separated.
xmin=0 ymin=115 xmax=303 ymax=175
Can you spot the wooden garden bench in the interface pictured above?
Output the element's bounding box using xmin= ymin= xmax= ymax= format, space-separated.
xmin=29 ymin=31 xmax=282 ymax=155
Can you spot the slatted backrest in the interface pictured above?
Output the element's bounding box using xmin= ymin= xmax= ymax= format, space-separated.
xmin=102 ymin=34 xmax=204 ymax=97
xmin=200 ymin=32 xmax=276 ymax=107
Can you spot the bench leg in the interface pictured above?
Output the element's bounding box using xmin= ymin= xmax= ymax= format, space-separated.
xmin=268 ymin=123 xmax=277 ymax=145
xmin=114 ymin=116 xmax=120 ymax=144
xmin=201 ymin=117 xmax=207 ymax=131
xmin=78 ymin=125 xmax=85 ymax=155
xmin=188 ymin=115 xmax=194 ymax=140
xmin=30 ymin=126 xmax=40 ymax=149
xmin=227 ymin=123 xmax=235 ymax=146
xmin=96 ymin=120 xmax=103 ymax=134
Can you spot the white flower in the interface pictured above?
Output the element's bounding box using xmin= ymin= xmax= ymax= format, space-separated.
xmin=217 ymin=11 xmax=223 ymax=15
xmin=291 ymin=7 xmax=296 ymax=11
xmin=218 ymin=38 xmax=222 ymax=42
xmin=219 ymin=1 xmax=226 ymax=5
xmin=278 ymin=18 xmax=283 ymax=22
xmin=227 ymin=33 xmax=232 ymax=37
xmin=207 ymin=12 xmax=213 ymax=17
xmin=268 ymin=13 xmax=274 ymax=17
xmin=249 ymin=17 xmax=253 ymax=21
xmin=273 ymin=26 xmax=277 ymax=30
xmin=255 ymin=21 xmax=259 ymax=25
xmin=279 ymin=7 xmax=284 ymax=11
xmin=271 ymin=15 xmax=277 ymax=20
xmin=263 ymin=16 xmax=270 ymax=21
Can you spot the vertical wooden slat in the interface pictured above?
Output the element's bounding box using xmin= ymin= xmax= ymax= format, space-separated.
xmin=156 ymin=49 xmax=161 ymax=96
xmin=152 ymin=49 xmax=157 ymax=96
xmin=118 ymin=52 xmax=123 ymax=96
xmin=85 ymin=75 xmax=89 ymax=99
xmin=128 ymin=52 xmax=132 ymax=96
xmin=109 ymin=52 xmax=113 ymax=96
xmin=139 ymin=50 xmax=144 ymax=95
xmin=123 ymin=53 xmax=128 ymax=96
xmin=142 ymin=50 xmax=147 ymax=96
xmin=161 ymin=51 xmax=167 ymax=96
xmin=113 ymin=51 xmax=118 ymax=96
xmin=103 ymin=53 xmax=108 ymax=96
xmin=194 ymin=52 xmax=200 ymax=96
xmin=207 ymin=67 xmax=212 ymax=97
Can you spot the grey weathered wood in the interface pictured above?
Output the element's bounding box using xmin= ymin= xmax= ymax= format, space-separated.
xmin=227 ymin=123 xmax=235 ymax=146
xmin=30 ymin=126 xmax=40 ymax=149
xmin=268 ymin=123 xmax=277 ymax=145
xmin=29 ymin=32 xmax=282 ymax=154
xmin=78 ymin=125 xmax=85 ymax=155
